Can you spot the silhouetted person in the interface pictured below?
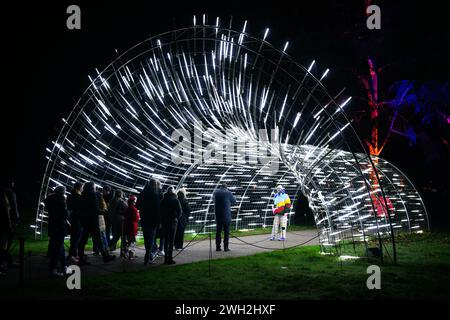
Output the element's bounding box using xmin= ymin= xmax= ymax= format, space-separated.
xmin=0 ymin=187 xmax=12 ymax=275
xmin=153 ymin=181 xmax=165 ymax=258
xmin=45 ymin=186 xmax=69 ymax=277
xmin=213 ymin=183 xmax=236 ymax=251
xmin=1 ymin=178 xmax=19 ymax=269
xmin=174 ymin=188 xmax=191 ymax=250
xmin=92 ymin=191 xmax=108 ymax=255
xmin=109 ymin=189 xmax=128 ymax=257
xmin=137 ymin=178 xmax=163 ymax=265
xmin=293 ymin=192 xmax=313 ymax=226
xmin=102 ymin=185 xmax=113 ymax=243
xmin=67 ymin=182 xmax=83 ymax=263
xmin=78 ymin=182 xmax=115 ymax=265
xmin=160 ymin=186 xmax=182 ymax=265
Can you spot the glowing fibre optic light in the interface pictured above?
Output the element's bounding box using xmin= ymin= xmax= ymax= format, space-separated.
xmin=319 ymin=68 xmax=329 ymax=81
xmin=263 ymin=28 xmax=269 ymax=41
xmin=307 ymin=60 xmax=315 ymax=72
xmin=334 ymin=96 xmax=352 ymax=114
xmin=279 ymin=94 xmax=288 ymax=122
xmin=329 ymin=123 xmax=351 ymax=142
xmin=304 ymin=120 xmax=321 ymax=144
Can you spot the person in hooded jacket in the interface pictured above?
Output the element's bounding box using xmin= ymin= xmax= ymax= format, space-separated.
xmin=45 ymin=186 xmax=69 ymax=277
xmin=137 ymin=178 xmax=163 ymax=265
xmin=174 ymin=188 xmax=191 ymax=251
xmin=160 ymin=186 xmax=182 ymax=265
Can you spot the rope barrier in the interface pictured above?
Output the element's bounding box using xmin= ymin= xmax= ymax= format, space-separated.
xmin=229 ymin=232 xmax=321 ymax=251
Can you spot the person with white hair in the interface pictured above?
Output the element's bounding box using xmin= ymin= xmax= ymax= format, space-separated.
xmin=270 ymin=185 xmax=291 ymax=241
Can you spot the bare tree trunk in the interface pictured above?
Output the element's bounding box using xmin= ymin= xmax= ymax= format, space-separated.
xmin=358 ymin=57 xmax=380 ymax=156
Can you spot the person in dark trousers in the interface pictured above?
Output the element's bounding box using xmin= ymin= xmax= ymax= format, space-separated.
xmin=137 ymin=178 xmax=163 ymax=265
xmin=213 ymin=183 xmax=236 ymax=252
xmin=109 ymin=189 xmax=128 ymax=257
xmin=102 ymin=185 xmax=113 ymax=244
xmin=152 ymin=181 xmax=165 ymax=258
xmin=160 ymin=186 xmax=182 ymax=265
xmin=67 ymin=182 xmax=83 ymax=264
xmin=174 ymin=188 xmax=191 ymax=250
xmin=153 ymin=226 xmax=165 ymax=257
xmin=77 ymin=182 xmax=115 ymax=265
xmin=0 ymin=187 xmax=12 ymax=276
xmin=45 ymin=186 xmax=69 ymax=277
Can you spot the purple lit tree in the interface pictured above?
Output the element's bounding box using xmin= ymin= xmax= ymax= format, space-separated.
xmin=386 ymin=80 xmax=450 ymax=150
xmin=348 ymin=1 xmax=450 ymax=156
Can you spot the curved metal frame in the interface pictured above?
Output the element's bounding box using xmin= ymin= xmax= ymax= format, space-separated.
xmin=34 ymin=18 xmax=429 ymax=263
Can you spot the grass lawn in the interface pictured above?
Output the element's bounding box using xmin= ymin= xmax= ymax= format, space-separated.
xmin=3 ymin=232 xmax=450 ymax=299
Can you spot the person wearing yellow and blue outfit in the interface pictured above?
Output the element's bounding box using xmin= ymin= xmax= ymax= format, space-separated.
xmin=270 ymin=185 xmax=291 ymax=241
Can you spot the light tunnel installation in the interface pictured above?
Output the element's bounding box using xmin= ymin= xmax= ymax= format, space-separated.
xmin=35 ymin=18 xmax=429 ymax=261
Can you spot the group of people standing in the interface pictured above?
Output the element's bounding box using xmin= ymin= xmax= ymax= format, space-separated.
xmin=137 ymin=179 xmax=191 ymax=265
xmin=3 ymin=177 xmax=291 ymax=278
xmin=44 ymin=178 xmax=192 ymax=276
xmin=45 ymin=182 xmax=118 ymax=277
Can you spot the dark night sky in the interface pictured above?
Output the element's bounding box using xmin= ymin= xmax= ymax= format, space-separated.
xmin=1 ymin=1 xmax=449 ymax=224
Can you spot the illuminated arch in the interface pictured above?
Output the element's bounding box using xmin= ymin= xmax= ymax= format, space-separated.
xmin=34 ymin=17 xmax=429 ymax=261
